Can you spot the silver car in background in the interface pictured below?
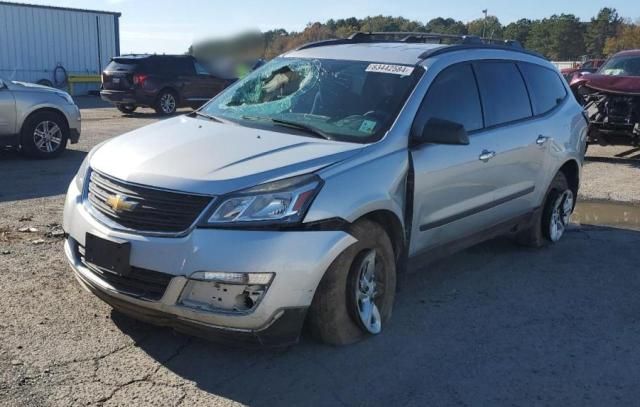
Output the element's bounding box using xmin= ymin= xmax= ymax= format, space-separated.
xmin=0 ymin=77 xmax=81 ymax=158
xmin=63 ymin=33 xmax=587 ymax=346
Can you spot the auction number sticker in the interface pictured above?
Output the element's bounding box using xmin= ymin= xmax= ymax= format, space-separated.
xmin=366 ymin=64 xmax=414 ymax=76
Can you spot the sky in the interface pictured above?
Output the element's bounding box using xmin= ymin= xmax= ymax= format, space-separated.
xmin=14 ymin=0 xmax=640 ymax=54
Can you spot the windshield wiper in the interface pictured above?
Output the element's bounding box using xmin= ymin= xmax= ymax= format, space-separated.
xmin=241 ymin=116 xmax=332 ymax=140
xmin=192 ymin=111 xmax=224 ymax=123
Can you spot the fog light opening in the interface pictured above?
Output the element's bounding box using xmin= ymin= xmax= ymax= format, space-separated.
xmin=180 ymin=276 xmax=272 ymax=314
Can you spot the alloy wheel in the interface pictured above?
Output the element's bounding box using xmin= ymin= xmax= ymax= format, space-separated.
xmin=549 ymin=189 xmax=574 ymax=242
xmin=160 ymin=93 xmax=176 ymax=114
xmin=354 ymin=249 xmax=383 ymax=334
xmin=33 ymin=121 xmax=62 ymax=153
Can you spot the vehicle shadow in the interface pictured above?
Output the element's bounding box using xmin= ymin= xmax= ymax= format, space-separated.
xmin=110 ymin=226 xmax=640 ymax=406
xmin=0 ymin=148 xmax=86 ymax=202
xmin=585 ymin=155 xmax=640 ymax=168
xmin=73 ymin=96 xmax=112 ymax=109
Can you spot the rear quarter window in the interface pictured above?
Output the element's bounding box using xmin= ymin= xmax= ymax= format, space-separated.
xmin=474 ymin=61 xmax=532 ymax=127
xmin=518 ymin=63 xmax=567 ymax=115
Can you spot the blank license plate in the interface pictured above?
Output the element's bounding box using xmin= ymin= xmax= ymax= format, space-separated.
xmin=85 ymin=233 xmax=131 ymax=276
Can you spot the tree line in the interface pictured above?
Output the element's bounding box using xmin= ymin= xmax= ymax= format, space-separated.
xmin=191 ymin=7 xmax=640 ymax=62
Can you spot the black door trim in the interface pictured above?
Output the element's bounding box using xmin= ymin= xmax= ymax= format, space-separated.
xmin=419 ymin=186 xmax=535 ymax=231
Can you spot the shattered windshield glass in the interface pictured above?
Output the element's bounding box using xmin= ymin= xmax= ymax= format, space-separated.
xmin=201 ymin=57 xmax=422 ymax=143
xmin=600 ymin=55 xmax=640 ymax=77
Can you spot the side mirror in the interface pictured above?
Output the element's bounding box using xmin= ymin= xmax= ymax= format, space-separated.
xmin=412 ymin=118 xmax=470 ymax=146
xmin=0 ymin=79 xmax=5 ymax=89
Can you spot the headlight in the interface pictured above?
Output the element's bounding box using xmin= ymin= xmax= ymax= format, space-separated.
xmin=204 ymin=174 xmax=322 ymax=227
xmin=74 ymin=155 xmax=91 ymax=192
xmin=55 ymin=92 xmax=75 ymax=105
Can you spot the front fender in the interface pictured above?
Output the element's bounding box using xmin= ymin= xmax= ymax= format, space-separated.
xmin=306 ymin=148 xmax=408 ymax=230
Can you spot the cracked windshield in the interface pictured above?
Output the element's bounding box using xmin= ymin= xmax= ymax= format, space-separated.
xmin=201 ymin=58 xmax=421 ymax=142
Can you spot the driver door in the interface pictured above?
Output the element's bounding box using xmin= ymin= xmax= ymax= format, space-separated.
xmin=409 ymin=63 xmax=497 ymax=255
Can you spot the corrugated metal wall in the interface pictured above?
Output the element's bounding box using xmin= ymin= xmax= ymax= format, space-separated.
xmin=0 ymin=2 xmax=119 ymax=94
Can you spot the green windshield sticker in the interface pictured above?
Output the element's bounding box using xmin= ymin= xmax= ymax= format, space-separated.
xmin=359 ymin=119 xmax=377 ymax=134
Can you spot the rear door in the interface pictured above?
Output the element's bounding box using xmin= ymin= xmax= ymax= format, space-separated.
xmin=469 ymin=60 xmax=542 ymax=222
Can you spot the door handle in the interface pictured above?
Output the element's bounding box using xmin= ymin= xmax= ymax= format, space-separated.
xmin=478 ymin=150 xmax=496 ymax=162
xmin=536 ymin=135 xmax=549 ymax=145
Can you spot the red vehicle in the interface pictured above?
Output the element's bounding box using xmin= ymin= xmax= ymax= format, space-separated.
xmin=570 ymin=50 xmax=640 ymax=146
xmin=561 ymin=59 xmax=605 ymax=82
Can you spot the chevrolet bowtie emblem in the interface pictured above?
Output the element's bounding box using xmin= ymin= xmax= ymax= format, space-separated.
xmin=106 ymin=194 xmax=138 ymax=213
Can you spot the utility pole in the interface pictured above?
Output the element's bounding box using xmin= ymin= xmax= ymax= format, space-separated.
xmin=482 ymin=9 xmax=488 ymax=38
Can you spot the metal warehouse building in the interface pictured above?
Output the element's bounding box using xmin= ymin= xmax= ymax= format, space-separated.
xmin=0 ymin=1 xmax=120 ymax=95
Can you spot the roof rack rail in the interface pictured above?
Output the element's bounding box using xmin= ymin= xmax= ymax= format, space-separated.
xmin=295 ymin=31 xmax=531 ymax=56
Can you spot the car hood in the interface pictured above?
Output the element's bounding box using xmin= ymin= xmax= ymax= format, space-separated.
xmin=9 ymin=81 xmax=59 ymax=92
xmin=90 ymin=115 xmax=365 ymax=195
xmin=561 ymin=67 xmax=578 ymax=74
xmin=571 ymin=74 xmax=640 ymax=95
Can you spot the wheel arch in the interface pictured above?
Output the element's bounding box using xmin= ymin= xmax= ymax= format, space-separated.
xmin=20 ymin=107 xmax=70 ymax=137
xmin=156 ymin=86 xmax=181 ymax=104
xmin=352 ymin=209 xmax=406 ymax=265
xmin=558 ymin=159 xmax=580 ymax=199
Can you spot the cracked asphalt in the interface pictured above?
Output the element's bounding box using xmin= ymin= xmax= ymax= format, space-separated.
xmin=1 ymin=99 xmax=640 ymax=406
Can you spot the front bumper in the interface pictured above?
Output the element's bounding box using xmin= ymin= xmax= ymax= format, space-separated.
xmin=63 ymin=104 xmax=81 ymax=144
xmin=63 ymin=181 xmax=356 ymax=345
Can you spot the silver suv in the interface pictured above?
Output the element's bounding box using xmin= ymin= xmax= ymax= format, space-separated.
xmin=0 ymin=77 xmax=81 ymax=158
xmin=63 ymin=33 xmax=587 ymax=346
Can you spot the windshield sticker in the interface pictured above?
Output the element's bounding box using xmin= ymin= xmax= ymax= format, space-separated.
xmin=365 ymin=64 xmax=414 ymax=76
xmin=359 ymin=119 xmax=377 ymax=134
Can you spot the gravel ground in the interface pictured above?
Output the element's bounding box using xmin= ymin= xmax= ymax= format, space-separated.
xmin=580 ymin=145 xmax=640 ymax=203
xmin=1 ymin=98 xmax=640 ymax=406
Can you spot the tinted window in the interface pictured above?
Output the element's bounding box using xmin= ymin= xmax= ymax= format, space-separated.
xmin=414 ymin=64 xmax=483 ymax=133
xmin=519 ymin=63 xmax=567 ymax=115
xmin=154 ymin=57 xmax=195 ymax=76
xmin=105 ymin=59 xmax=139 ymax=72
xmin=194 ymin=62 xmax=209 ymax=75
xmin=474 ymin=61 xmax=532 ymax=127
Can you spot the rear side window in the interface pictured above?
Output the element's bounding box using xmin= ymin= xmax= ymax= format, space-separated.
xmin=519 ymin=63 xmax=567 ymax=115
xmin=154 ymin=58 xmax=195 ymax=76
xmin=474 ymin=61 xmax=532 ymax=127
xmin=415 ymin=64 xmax=483 ymax=132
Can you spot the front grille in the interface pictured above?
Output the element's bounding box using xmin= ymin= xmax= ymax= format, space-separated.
xmin=87 ymin=171 xmax=212 ymax=234
xmin=76 ymin=243 xmax=172 ymax=301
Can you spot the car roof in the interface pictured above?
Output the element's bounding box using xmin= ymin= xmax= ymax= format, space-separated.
xmin=612 ymin=49 xmax=640 ymax=57
xmin=115 ymin=54 xmax=193 ymax=60
xmin=285 ymin=38 xmax=544 ymax=66
xmin=285 ymin=42 xmax=447 ymax=65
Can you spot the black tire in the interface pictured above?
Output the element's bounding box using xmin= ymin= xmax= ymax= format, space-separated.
xmin=154 ymin=90 xmax=178 ymax=115
xmin=116 ymin=104 xmax=137 ymax=114
xmin=307 ymin=220 xmax=397 ymax=345
xmin=516 ymin=172 xmax=573 ymax=247
xmin=20 ymin=111 xmax=68 ymax=159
